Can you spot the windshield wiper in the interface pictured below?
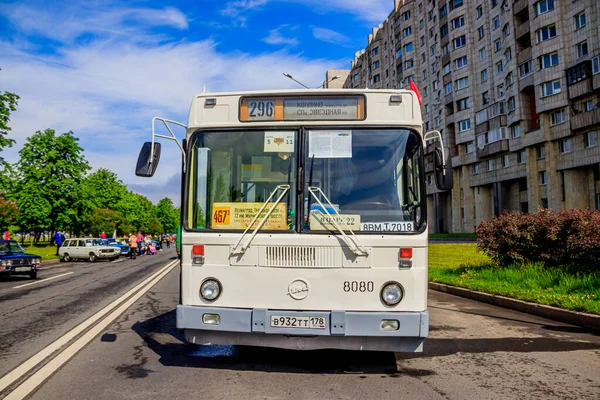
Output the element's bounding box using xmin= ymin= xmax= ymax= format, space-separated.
xmin=307 ymin=186 xmax=369 ymax=257
xmin=231 ymin=184 xmax=291 ymax=255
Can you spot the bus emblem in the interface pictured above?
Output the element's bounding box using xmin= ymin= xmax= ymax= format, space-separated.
xmin=287 ymin=279 xmax=309 ymax=300
xmin=273 ymin=137 xmax=284 ymax=145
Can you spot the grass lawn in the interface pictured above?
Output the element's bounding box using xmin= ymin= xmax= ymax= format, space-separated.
xmin=429 ymin=244 xmax=600 ymax=315
xmin=20 ymin=241 xmax=61 ymax=262
xmin=429 ymin=233 xmax=477 ymax=239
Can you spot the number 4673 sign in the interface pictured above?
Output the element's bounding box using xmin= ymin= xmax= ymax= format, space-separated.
xmin=264 ymin=132 xmax=295 ymax=153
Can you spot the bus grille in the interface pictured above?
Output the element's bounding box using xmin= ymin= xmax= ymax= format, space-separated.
xmin=264 ymin=246 xmax=336 ymax=268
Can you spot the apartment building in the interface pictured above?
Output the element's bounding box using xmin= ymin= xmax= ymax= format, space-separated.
xmin=335 ymin=0 xmax=600 ymax=233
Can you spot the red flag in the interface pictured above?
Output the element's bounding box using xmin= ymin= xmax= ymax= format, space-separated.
xmin=409 ymin=78 xmax=422 ymax=105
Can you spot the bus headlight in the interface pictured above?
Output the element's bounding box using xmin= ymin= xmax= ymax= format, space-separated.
xmin=200 ymin=279 xmax=221 ymax=301
xmin=381 ymin=282 xmax=403 ymax=306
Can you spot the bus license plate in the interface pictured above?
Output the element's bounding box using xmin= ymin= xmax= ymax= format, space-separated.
xmin=15 ymin=267 xmax=31 ymax=272
xmin=270 ymin=316 xmax=326 ymax=329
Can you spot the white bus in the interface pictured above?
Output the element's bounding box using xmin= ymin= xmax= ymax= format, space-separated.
xmin=136 ymin=89 xmax=452 ymax=352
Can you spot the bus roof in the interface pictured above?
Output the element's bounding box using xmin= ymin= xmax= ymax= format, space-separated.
xmin=186 ymin=88 xmax=423 ymax=134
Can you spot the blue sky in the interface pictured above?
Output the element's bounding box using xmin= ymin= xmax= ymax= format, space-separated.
xmin=0 ymin=0 xmax=392 ymax=204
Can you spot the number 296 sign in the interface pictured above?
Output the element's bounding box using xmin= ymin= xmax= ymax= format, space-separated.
xmin=247 ymin=99 xmax=275 ymax=121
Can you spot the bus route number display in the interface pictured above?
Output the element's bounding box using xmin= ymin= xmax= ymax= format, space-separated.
xmin=247 ymin=99 xmax=275 ymax=121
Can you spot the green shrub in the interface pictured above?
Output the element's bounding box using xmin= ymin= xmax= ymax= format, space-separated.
xmin=476 ymin=209 xmax=600 ymax=270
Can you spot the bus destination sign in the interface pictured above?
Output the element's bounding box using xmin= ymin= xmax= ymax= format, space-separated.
xmin=240 ymin=95 xmax=364 ymax=122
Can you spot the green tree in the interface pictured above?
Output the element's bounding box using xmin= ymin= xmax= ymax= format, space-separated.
xmin=0 ymin=73 xmax=19 ymax=193
xmin=82 ymin=168 xmax=127 ymax=209
xmin=156 ymin=197 xmax=178 ymax=233
xmin=15 ymin=129 xmax=90 ymax=242
xmin=0 ymin=195 xmax=19 ymax=232
xmin=85 ymin=208 xmax=125 ymax=236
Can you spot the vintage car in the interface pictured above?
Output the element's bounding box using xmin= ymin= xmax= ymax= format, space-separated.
xmin=59 ymin=238 xmax=120 ymax=262
xmin=103 ymin=238 xmax=131 ymax=256
xmin=0 ymin=240 xmax=42 ymax=279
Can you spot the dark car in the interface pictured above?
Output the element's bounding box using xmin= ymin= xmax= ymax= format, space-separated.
xmin=103 ymin=238 xmax=130 ymax=256
xmin=0 ymin=240 xmax=42 ymax=279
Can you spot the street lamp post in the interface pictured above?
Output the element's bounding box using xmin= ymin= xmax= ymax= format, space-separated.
xmin=282 ymin=73 xmax=309 ymax=89
xmin=317 ymin=75 xmax=340 ymax=88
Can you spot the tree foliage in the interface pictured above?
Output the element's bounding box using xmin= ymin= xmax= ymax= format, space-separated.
xmin=156 ymin=197 xmax=178 ymax=233
xmin=0 ymin=195 xmax=19 ymax=231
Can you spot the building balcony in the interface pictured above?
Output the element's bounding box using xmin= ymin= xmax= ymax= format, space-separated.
xmin=517 ymin=47 xmax=531 ymax=65
xmin=519 ymin=73 xmax=534 ymax=91
xmin=513 ymin=0 xmax=528 ymax=17
xmin=442 ymin=53 xmax=451 ymax=67
xmin=515 ymin=20 xmax=530 ymax=41
xmin=594 ymin=74 xmax=600 ymax=91
xmin=571 ymin=108 xmax=600 ymax=131
xmin=475 ymin=121 xmax=489 ymax=135
xmin=568 ymin=79 xmax=593 ymax=99
xmin=477 ymin=139 xmax=509 ymax=158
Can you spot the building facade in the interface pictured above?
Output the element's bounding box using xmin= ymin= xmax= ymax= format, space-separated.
xmin=335 ymin=0 xmax=600 ymax=232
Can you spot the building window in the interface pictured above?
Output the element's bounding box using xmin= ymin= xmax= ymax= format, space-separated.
xmin=402 ymin=11 xmax=411 ymax=21
xmin=538 ymin=144 xmax=546 ymax=159
xmin=451 ymin=15 xmax=465 ymax=30
xmin=444 ymin=82 xmax=453 ymax=95
xmin=478 ymin=26 xmax=485 ymax=40
xmin=472 ymin=163 xmax=479 ymax=174
xmin=423 ymin=69 xmax=428 ymax=79
xmin=539 ymin=52 xmax=559 ymax=69
xmin=493 ymin=17 xmax=500 ymax=30
xmin=405 ymin=42 xmax=414 ymax=53
xmin=457 ymin=97 xmax=471 ymax=111
xmin=506 ymin=72 xmax=514 ymax=86
xmin=559 ymin=138 xmax=572 ymax=154
xmin=535 ymin=0 xmax=554 ymax=16
xmin=443 ymin=63 xmax=451 ymax=75
xmin=519 ymin=60 xmax=533 ymax=77
xmin=405 ymin=59 xmax=414 ymax=69
xmin=536 ymin=25 xmax=557 ymax=43
xmin=593 ymin=56 xmax=600 ymax=75
xmin=442 ymin=43 xmax=451 ymax=56
xmin=466 ymin=141 xmax=475 ymax=153
xmin=459 ymin=119 xmax=471 ymax=132
xmin=428 ymin=174 xmax=433 ymax=185
xmin=440 ymin=5 xmax=448 ymax=18
xmin=353 ymin=73 xmax=360 ymax=81
xmin=518 ymin=150 xmax=526 ymax=164
xmin=585 ymin=131 xmax=597 ymax=148
xmin=455 ymin=77 xmax=469 ymax=90
xmin=403 ymin=27 xmax=412 ymax=37
xmin=497 ymin=84 xmax=505 ymax=97
xmin=481 ymin=69 xmax=488 ymax=82
xmin=374 ymin=74 xmax=381 ymax=83
xmin=454 ymin=35 xmax=466 ymax=49
xmin=487 ymin=159 xmax=494 ymax=171
xmin=480 ymin=48 xmax=486 ymax=60
xmin=425 ymin=104 xmax=430 ymax=113
xmin=440 ymin=23 xmax=449 ymax=38
xmin=539 ymin=171 xmax=547 ymax=185
xmin=576 ymin=42 xmax=588 ymax=59
xmin=566 ymin=63 xmax=589 ymax=85
xmin=503 ymin=24 xmax=510 ymax=37
xmin=476 ymin=6 xmax=483 ymax=18
xmin=541 ymin=198 xmax=548 ymax=208
xmin=541 ymin=80 xmax=561 ymax=97
xmin=497 ymin=61 xmax=503 ymax=73
xmin=450 ymin=0 xmax=463 ymax=11
xmin=373 ymin=47 xmax=379 ymax=56
xmin=433 ymin=80 xmax=439 ymax=90
xmin=495 ymin=39 xmax=502 ymax=52
xmin=502 ymin=155 xmax=509 ymax=168
xmin=505 ymin=48 xmax=512 ymax=62
xmin=482 ymin=91 xmax=490 ymax=105
xmin=455 ymin=56 xmax=468 ymax=69
xmin=373 ymin=60 xmax=380 ymax=70
xmin=551 ymin=109 xmax=565 ymax=125
xmin=512 ymin=125 xmax=522 ymax=138
xmin=507 ymin=97 xmax=515 ymax=112
xmin=574 ymin=12 xmax=586 ymax=30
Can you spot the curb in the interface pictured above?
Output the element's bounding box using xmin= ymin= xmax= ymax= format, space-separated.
xmin=428 ymin=282 xmax=600 ymax=332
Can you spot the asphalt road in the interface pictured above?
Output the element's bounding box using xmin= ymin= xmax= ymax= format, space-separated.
xmin=1 ymin=249 xmax=599 ymax=400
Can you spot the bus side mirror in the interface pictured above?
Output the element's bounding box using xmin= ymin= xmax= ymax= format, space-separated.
xmin=434 ymin=146 xmax=453 ymax=191
xmin=136 ymin=142 xmax=161 ymax=177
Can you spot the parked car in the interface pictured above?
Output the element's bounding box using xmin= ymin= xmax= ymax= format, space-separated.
xmin=0 ymin=240 xmax=42 ymax=279
xmin=59 ymin=238 xmax=120 ymax=262
xmin=103 ymin=238 xmax=131 ymax=256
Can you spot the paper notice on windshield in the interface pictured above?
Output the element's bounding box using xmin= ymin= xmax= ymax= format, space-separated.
xmin=212 ymin=202 xmax=288 ymax=230
xmin=264 ymin=131 xmax=295 ymax=153
xmin=308 ymin=130 xmax=352 ymax=158
xmin=360 ymin=221 xmax=414 ymax=232
xmin=310 ymin=214 xmax=361 ymax=231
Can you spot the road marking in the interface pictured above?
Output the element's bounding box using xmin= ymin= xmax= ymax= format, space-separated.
xmin=12 ymin=272 xmax=74 ymax=289
xmin=0 ymin=259 xmax=178 ymax=397
xmin=111 ymin=258 xmax=125 ymax=263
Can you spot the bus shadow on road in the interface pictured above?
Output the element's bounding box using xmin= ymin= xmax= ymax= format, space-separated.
xmin=132 ymin=309 xmax=401 ymax=375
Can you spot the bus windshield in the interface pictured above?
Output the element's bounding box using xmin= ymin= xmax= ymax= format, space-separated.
xmin=186 ymin=128 xmax=423 ymax=233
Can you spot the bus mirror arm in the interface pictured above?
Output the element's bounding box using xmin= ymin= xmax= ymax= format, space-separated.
xmin=308 ymin=187 xmax=369 ymax=257
xmin=424 ymin=130 xmax=453 ymax=191
xmin=136 ymin=117 xmax=187 ymax=178
xmin=231 ymin=185 xmax=291 ymax=255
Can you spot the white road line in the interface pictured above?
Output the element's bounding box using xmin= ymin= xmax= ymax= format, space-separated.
xmin=0 ymin=259 xmax=178 ymax=396
xmin=12 ymin=272 xmax=74 ymax=289
xmin=111 ymin=258 xmax=125 ymax=263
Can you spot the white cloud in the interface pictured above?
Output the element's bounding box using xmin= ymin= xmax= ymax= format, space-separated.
xmin=221 ymin=0 xmax=270 ymax=17
xmin=312 ymin=27 xmax=352 ymax=46
xmin=263 ymin=25 xmax=299 ymax=46
xmin=0 ymin=6 xmax=344 ymax=204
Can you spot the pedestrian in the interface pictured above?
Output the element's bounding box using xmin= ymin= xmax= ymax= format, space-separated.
xmin=55 ymin=230 xmax=63 ymax=256
xmin=128 ymin=233 xmax=138 ymax=259
xmin=3 ymin=231 xmax=9 ymax=240
xmin=136 ymin=231 xmax=143 ymax=255
xmin=100 ymin=231 xmax=107 ymax=239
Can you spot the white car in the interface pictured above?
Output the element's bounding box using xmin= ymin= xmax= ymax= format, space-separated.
xmin=59 ymin=238 xmax=120 ymax=262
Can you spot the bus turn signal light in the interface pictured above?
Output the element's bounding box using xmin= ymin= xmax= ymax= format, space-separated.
xmin=192 ymin=245 xmax=205 ymax=255
xmin=399 ymin=248 xmax=412 ymax=259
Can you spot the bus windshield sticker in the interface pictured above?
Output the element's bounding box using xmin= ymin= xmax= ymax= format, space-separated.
xmin=264 ymin=131 xmax=295 ymax=153
xmin=309 ymin=214 xmax=361 ymax=231
xmin=212 ymin=202 xmax=288 ymax=230
xmin=360 ymin=221 xmax=414 ymax=232
xmin=308 ymin=130 xmax=352 ymax=158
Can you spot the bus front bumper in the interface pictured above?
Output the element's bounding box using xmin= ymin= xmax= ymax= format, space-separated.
xmin=177 ymin=305 xmax=429 ymax=352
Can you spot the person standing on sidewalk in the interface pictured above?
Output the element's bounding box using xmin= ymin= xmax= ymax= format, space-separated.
xmin=128 ymin=233 xmax=138 ymax=259
xmin=55 ymin=230 xmax=63 ymax=256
